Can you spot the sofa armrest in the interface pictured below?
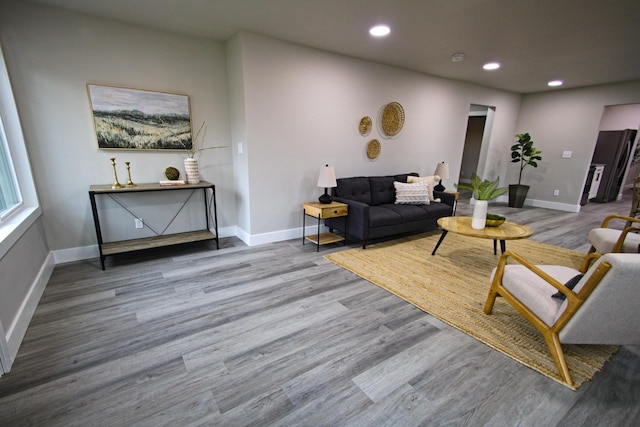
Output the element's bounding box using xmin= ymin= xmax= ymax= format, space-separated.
xmin=330 ymin=196 xmax=370 ymax=240
xmin=434 ymin=191 xmax=455 ymax=209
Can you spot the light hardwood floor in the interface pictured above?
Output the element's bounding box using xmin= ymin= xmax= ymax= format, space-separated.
xmin=1 ymin=191 xmax=639 ymax=426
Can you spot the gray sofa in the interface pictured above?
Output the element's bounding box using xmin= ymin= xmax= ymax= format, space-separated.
xmin=326 ymin=173 xmax=455 ymax=248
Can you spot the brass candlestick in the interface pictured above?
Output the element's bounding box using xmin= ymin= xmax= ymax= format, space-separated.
xmin=125 ymin=161 xmax=136 ymax=187
xmin=110 ymin=158 xmax=123 ymax=189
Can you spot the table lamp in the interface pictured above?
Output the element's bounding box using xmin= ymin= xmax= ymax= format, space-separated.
xmin=433 ymin=161 xmax=449 ymax=192
xmin=317 ymin=164 xmax=337 ymax=204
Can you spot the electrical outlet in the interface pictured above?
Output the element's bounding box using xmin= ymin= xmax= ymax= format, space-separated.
xmin=553 ymin=189 xmax=560 ymax=196
xmin=135 ymin=218 xmax=144 ymax=229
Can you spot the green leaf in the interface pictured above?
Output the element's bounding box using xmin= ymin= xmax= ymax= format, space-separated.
xmin=455 ymin=173 xmax=507 ymax=200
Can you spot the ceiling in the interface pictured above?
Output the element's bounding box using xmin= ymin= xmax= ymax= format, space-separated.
xmin=27 ymin=0 xmax=640 ymax=93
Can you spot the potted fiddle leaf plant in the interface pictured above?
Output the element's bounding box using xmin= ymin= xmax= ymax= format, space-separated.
xmin=509 ymin=132 xmax=542 ymax=208
xmin=456 ymin=173 xmax=507 ymax=229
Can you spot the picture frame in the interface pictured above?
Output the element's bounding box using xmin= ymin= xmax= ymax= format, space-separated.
xmin=87 ymin=84 xmax=192 ymax=151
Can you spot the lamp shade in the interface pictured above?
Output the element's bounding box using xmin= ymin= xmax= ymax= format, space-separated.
xmin=317 ymin=164 xmax=337 ymax=188
xmin=433 ymin=162 xmax=450 ymax=180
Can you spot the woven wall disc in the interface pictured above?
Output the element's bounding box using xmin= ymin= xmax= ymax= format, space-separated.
xmin=380 ymin=102 xmax=405 ymax=137
xmin=359 ymin=116 xmax=372 ymax=136
xmin=367 ymin=139 xmax=381 ymax=159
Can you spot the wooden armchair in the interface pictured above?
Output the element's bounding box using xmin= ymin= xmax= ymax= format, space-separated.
xmin=587 ymin=214 xmax=640 ymax=253
xmin=630 ymin=173 xmax=640 ymax=223
xmin=484 ymin=251 xmax=640 ymax=387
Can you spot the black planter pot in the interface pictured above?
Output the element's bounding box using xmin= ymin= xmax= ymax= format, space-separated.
xmin=508 ymin=184 xmax=529 ymax=208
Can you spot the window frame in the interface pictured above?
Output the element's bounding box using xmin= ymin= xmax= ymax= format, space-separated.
xmin=0 ymin=42 xmax=41 ymax=260
xmin=0 ymin=112 xmax=23 ymax=220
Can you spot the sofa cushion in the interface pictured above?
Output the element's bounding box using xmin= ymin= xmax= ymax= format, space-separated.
xmin=334 ymin=177 xmax=371 ymax=205
xmin=368 ymin=205 xmax=403 ymax=227
xmin=379 ymin=204 xmax=429 ymax=222
xmin=394 ymin=173 xmax=418 ymax=183
xmin=393 ymin=181 xmax=430 ymax=205
xmin=416 ymin=202 xmax=453 ymax=218
xmin=369 ymin=176 xmax=397 ymax=205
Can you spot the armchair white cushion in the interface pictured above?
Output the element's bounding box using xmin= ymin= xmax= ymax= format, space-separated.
xmin=588 ymin=214 xmax=640 ymax=253
xmin=492 ymin=265 xmax=578 ymax=326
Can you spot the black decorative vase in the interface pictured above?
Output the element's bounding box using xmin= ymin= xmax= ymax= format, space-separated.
xmin=319 ymin=189 xmax=332 ymax=204
xmin=508 ymin=184 xmax=529 ymax=208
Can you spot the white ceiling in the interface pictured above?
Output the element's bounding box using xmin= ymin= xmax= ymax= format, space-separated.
xmin=27 ymin=0 xmax=640 ymax=93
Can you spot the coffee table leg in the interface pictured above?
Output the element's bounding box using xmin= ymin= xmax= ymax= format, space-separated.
xmin=432 ymin=230 xmax=448 ymax=255
xmin=493 ymin=240 xmax=497 ymax=255
xmin=500 ymin=240 xmax=506 ymax=253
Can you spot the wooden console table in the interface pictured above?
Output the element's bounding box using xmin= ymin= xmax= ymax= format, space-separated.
xmin=89 ymin=181 xmax=218 ymax=269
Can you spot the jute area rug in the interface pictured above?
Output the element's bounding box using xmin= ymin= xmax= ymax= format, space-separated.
xmin=325 ymin=231 xmax=617 ymax=390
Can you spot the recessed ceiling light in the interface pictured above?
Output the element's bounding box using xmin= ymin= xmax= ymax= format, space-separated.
xmin=369 ymin=25 xmax=390 ymax=37
xmin=483 ymin=62 xmax=500 ymax=70
xmin=450 ymin=53 xmax=465 ymax=62
xmin=548 ymin=80 xmax=563 ymax=87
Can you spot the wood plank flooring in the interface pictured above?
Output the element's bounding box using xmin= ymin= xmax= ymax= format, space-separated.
xmin=1 ymin=191 xmax=639 ymax=426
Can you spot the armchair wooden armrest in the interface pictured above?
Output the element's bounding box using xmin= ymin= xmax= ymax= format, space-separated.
xmin=600 ymin=214 xmax=640 ymax=228
xmin=612 ymin=226 xmax=640 ymax=253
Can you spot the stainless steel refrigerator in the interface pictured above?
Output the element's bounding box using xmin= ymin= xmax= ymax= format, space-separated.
xmin=590 ymin=129 xmax=637 ymax=202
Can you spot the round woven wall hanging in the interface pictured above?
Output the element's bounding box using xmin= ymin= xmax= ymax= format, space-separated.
xmin=367 ymin=139 xmax=381 ymax=159
xmin=380 ymin=101 xmax=405 ymax=137
xmin=359 ymin=116 xmax=372 ymax=136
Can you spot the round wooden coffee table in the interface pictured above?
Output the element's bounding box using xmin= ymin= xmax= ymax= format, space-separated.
xmin=431 ymin=216 xmax=533 ymax=255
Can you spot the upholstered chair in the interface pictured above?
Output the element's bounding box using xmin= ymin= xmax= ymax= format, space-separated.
xmin=484 ymin=251 xmax=640 ymax=387
xmin=629 ymin=173 xmax=640 ymax=223
xmin=587 ymin=214 xmax=640 ymax=254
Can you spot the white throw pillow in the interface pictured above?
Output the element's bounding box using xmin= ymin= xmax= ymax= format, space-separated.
xmin=394 ymin=181 xmax=430 ymax=205
xmin=407 ymin=175 xmax=441 ymax=202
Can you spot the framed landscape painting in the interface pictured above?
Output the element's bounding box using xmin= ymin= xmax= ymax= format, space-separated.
xmin=87 ymin=84 xmax=193 ymax=151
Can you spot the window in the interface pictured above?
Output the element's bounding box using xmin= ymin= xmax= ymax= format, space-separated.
xmin=0 ymin=114 xmax=21 ymax=219
xmin=0 ymin=42 xmax=40 ymax=260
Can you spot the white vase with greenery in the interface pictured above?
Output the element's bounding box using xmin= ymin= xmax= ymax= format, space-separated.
xmin=184 ymin=158 xmax=199 ymax=184
xmin=471 ymin=200 xmax=488 ymax=229
xmin=456 ymin=173 xmax=508 ymax=230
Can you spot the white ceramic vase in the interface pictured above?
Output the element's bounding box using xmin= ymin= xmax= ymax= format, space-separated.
xmin=184 ymin=158 xmax=200 ymax=184
xmin=472 ymin=199 xmax=488 ymax=229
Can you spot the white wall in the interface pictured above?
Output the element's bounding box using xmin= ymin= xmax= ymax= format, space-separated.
xmin=235 ymin=32 xmax=521 ymax=241
xmin=516 ymin=81 xmax=640 ymax=209
xmin=0 ymin=1 xmax=235 ymax=258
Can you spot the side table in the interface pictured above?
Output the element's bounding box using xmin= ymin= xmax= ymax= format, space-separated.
xmin=302 ymin=201 xmax=348 ymax=251
xmin=444 ymin=190 xmax=460 ymax=215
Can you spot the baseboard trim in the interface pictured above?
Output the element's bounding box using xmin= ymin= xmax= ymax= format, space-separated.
xmin=241 ymin=224 xmax=325 ymax=247
xmin=4 ymin=252 xmax=55 ymax=371
xmin=493 ymin=195 xmax=580 ymax=212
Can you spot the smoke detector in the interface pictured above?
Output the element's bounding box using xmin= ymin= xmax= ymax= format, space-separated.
xmin=450 ymin=53 xmax=465 ymax=62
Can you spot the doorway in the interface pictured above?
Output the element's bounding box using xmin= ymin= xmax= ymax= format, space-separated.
xmin=459 ymin=104 xmax=495 ymax=187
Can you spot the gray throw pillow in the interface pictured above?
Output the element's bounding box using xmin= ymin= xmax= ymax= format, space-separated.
xmin=551 ymin=274 xmax=583 ymax=301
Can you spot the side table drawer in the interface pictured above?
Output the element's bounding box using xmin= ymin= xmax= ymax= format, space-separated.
xmin=304 ymin=203 xmax=348 ymax=218
xmin=322 ymin=205 xmax=348 ymax=218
